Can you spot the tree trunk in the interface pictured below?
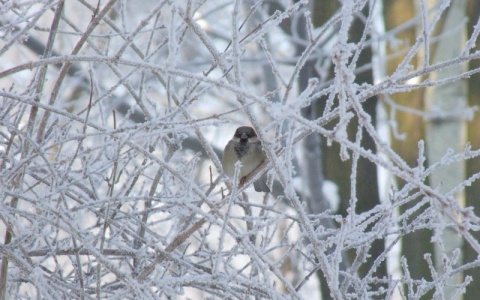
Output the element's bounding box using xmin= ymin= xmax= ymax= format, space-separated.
xmin=462 ymin=1 xmax=480 ymax=299
xmin=383 ymin=2 xmax=433 ymax=296
xmin=312 ymin=0 xmax=387 ymax=296
xmin=424 ymin=0 xmax=468 ymax=298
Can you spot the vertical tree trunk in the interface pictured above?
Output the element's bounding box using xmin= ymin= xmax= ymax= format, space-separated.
xmin=383 ymin=2 xmax=433 ymax=295
xmin=311 ymin=1 xmax=387 ymax=296
xmin=298 ymin=5 xmax=335 ymax=299
xmin=424 ymin=0 xmax=468 ymax=298
xmin=462 ymin=1 xmax=480 ymax=299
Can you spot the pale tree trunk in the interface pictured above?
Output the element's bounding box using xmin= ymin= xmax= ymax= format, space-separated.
xmin=424 ymin=0 xmax=468 ymax=298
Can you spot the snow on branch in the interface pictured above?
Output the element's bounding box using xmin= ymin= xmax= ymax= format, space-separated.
xmin=0 ymin=0 xmax=479 ymax=299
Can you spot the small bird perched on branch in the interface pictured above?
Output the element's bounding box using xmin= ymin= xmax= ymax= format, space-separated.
xmin=222 ymin=126 xmax=270 ymax=192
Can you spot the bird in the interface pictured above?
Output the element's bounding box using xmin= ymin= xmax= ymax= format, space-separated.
xmin=222 ymin=126 xmax=270 ymax=192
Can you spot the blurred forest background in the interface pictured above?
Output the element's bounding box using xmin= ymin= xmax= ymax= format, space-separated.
xmin=1 ymin=0 xmax=480 ymax=299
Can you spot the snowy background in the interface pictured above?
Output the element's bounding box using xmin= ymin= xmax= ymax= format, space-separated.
xmin=1 ymin=0 xmax=480 ymax=299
